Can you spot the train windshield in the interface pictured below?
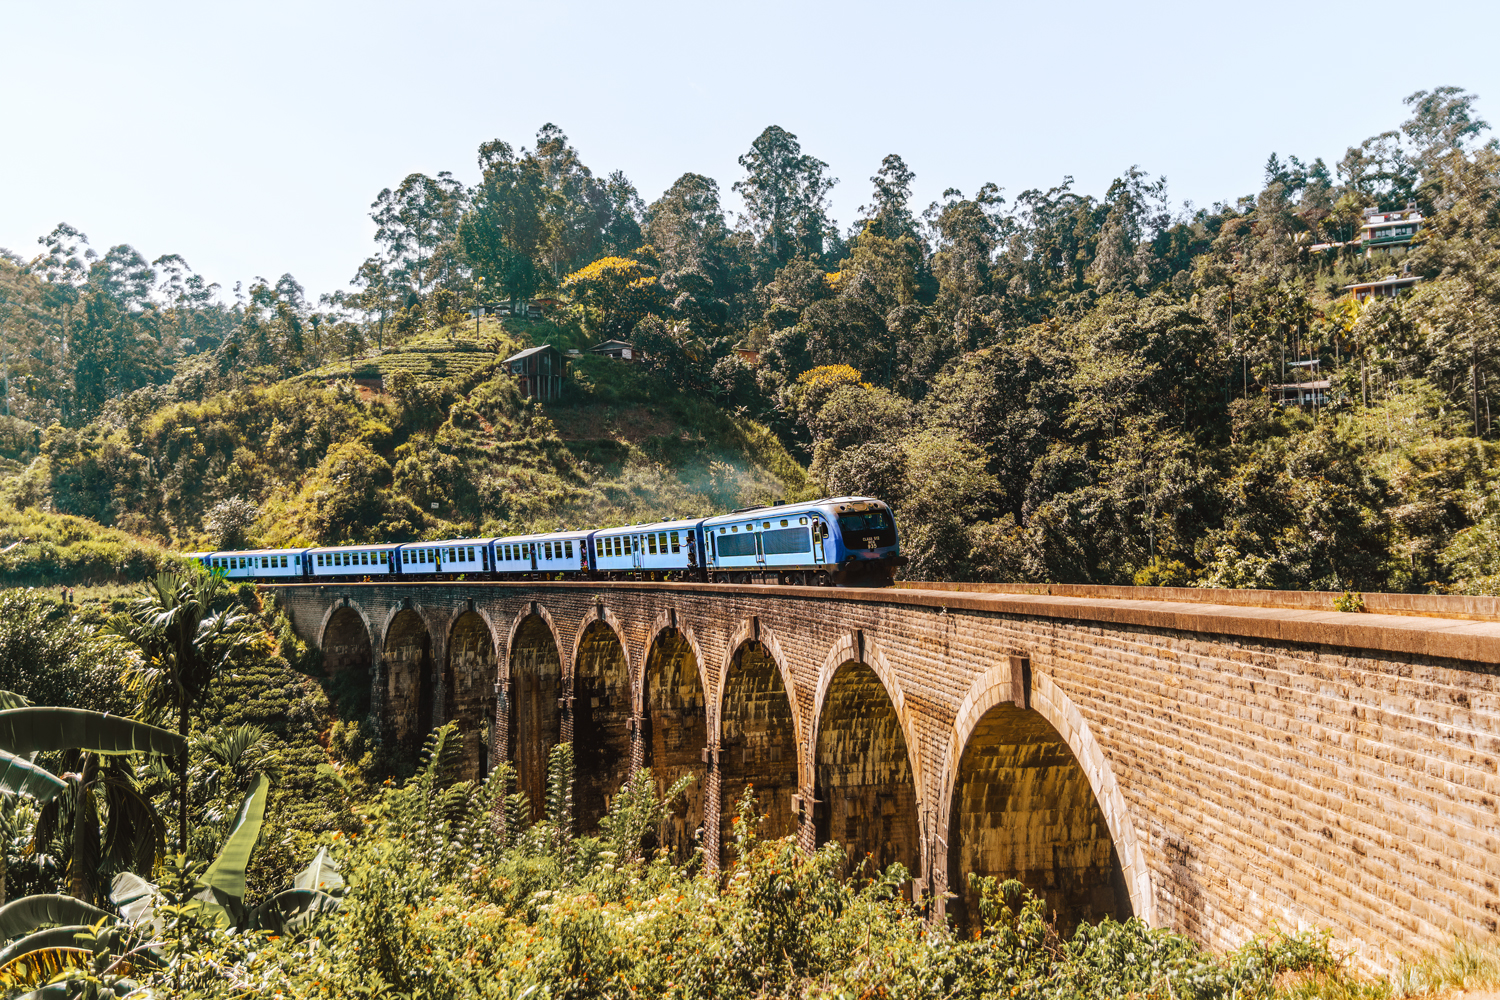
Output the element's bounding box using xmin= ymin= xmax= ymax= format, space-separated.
xmin=837 ymin=509 xmax=896 ymax=548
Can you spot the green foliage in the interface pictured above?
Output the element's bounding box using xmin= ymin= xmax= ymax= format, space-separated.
xmin=1334 ymin=590 xmax=1367 ymax=612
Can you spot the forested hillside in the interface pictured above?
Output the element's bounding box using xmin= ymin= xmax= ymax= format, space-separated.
xmin=3 ymin=88 xmax=1500 ymax=592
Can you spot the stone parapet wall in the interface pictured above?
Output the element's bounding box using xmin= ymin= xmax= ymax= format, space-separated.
xmin=268 ymin=581 xmax=1500 ymax=970
xmin=898 ymin=581 xmax=1500 ymax=622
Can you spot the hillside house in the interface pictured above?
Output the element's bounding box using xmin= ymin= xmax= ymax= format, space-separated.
xmin=1345 ymin=274 xmax=1420 ymax=304
xmin=1358 ymin=205 xmax=1423 ymax=256
xmin=590 ymin=339 xmax=635 ymax=360
xmin=505 ymin=344 xmax=564 ymax=400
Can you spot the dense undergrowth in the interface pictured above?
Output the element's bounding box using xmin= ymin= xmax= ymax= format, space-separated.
xmin=152 ymin=734 xmax=1393 ymax=1000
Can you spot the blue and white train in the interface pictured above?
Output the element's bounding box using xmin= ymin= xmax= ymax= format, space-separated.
xmin=188 ymin=496 xmax=906 ymax=588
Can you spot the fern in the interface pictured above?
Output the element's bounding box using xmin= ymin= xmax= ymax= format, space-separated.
xmin=544 ymin=742 xmax=574 ymax=833
xmin=543 ymin=742 xmax=575 ymax=863
xmin=597 ymin=767 xmax=696 ymax=864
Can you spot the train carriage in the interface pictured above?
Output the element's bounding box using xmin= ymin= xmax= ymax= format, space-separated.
xmin=703 ymin=496 xmax=904 ymax=586
xmin=206 ymin=548 xmax=310 ymax=581
xmin=591 ymin=518 xmax=704 ymax=580
xmin=395 ymin=538 xmax=494 ymax=579
xmin=493 ymin=531 xmax=591 ymax=578
xmin=308 ymin=544 xmax=399 ymax=580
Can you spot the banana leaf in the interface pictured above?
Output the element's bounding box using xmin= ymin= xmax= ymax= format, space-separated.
xmin=0 ymin=751 xmax=66 ymax=805
xmin=0 ymin=710 xmax=184 ymax=758
xmin=0 ymin=896 xmax=113 ymax=940
xmin=108 ymin=873 xmax=159 ymax=924
xmin=246 ymin=888 xmax=341 ymax=934
xmin=293 ymin=845 xmax=344 ymax=896
xmin=198 ymin=773 xmax=268 ymax=904
xmin=0 ymin=692 xmax=30 ymax=711
xmin=0 ymin=926 xmax=95 ymax=983
xmin=13 ymin=985 xmax=75 ymax=1000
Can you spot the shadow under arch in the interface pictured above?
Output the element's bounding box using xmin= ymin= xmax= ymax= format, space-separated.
xmin=570 ymin=609 xmax=633 ymax=834
xmin=811 ymin=632 xmax=923 ymax=885
xmin=639 ymin=613 xmax=709 ymax=861
xmin=319 ymin=603 xmax=375 ymax=721
xmin=503 ymin=603 xmax=564 ymax=822
xmin=939 ymin=662 xmax=1154 ymax=932
xmin=383 ymin=607 xmax=435 ymax=768
xmin=445 ymin=608 xmax=499 ymax=780
xmin=716 ymin=618 xmax=802 ymax=861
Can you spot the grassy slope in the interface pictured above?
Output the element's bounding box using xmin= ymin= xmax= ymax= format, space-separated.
xmin=0 ymin=315 xmax=807 ymax=581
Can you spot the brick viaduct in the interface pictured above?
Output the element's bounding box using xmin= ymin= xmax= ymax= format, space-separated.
xmin=269 ymin=579 xmax=1500 ymax=970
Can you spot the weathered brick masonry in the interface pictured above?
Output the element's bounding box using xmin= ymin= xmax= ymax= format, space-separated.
xmin=271 ymin=581 xmax=1500 ymax=970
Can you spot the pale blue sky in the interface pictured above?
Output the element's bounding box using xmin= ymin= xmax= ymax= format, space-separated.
xmin=4 ymin=0 xmax=1498 ymax=300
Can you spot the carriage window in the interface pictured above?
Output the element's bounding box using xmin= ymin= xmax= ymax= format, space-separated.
xmin=358 ymin=552 xmax=366 ymax=565
xmin=763 ymin=522 xmax=770 ymax=530
xmin=659 ymin=532 xmax=667 ymax=551
xmin=730 ymin=525 xmax=738 ymax=532
xmin=467 ymin=546 xmax=475 ymax=561
xmin=671 ymin=531 xmax=680 ymax=553
xmin=613 ymin=537 xmax=621 ymax=556
xmin=747 ymin=523 xmax=755 ymax=531
xmin=260 ymin=557 xmax=267 ymax=568
xmin=316 ymin=554 xmax=322 ymax=566
xmin=417 ymin=550 xmax=425 ymax=564
xmin=648 ymin=534 xmax=658 ymax=555
xmin=281 ymin=555 xmax=288 ymax=567
xmin=719 ymin=527 xmax=726 ymax=533
xmin=800 ymin=517 xmax=808 ymax=525
xmin=448 ymin=548 xmax=456 ymax=562
xmin=781 ymin=520 xmax=789 ymax=527
xmin=565 ymin=541 xmax=574 ymax=558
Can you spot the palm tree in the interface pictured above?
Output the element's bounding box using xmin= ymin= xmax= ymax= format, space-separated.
xmin=109 ymin=572 xmax=259 ymax=853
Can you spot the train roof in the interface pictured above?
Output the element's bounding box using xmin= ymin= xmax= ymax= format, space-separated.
xmin=595 ymin=517 xmax=706 ymax=534
xmin=500 ymin=529 xmax=595 ymax=543
xmin=208 ymin=547 xmax=310 ymax=558
xmin=397 ymin=537 xmax=497 ymax=548
xmin=702 ymin=497 xmax=882 ymax=526
xmin=305 ymin=542 xmax=400 ymax=553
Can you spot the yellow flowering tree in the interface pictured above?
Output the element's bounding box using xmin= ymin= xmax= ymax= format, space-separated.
xmin=561 ymin=254 xmax=665 ymax=342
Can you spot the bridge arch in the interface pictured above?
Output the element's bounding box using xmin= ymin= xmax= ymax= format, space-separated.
xmin=445 ymin=605 xmax=500 ymax=779
xmin=939 ymin=662 xmax=1154 ymax=931
xmin=639 ymin=611 xmax=709 ymax=861
xmin=503 ymin=602 xmax=565 ymax=821
xmin=716 ymin=618 xmax=802 ymax=861
xmin=811 ymin=631 xmax=925 ymax=886
xmin=317 ymin=601 xmax=376 ymax=721
xmin=383 ymin=606 xmax=435 ymax=768
xmin=570 ymin=606 xmax=634 ymax=834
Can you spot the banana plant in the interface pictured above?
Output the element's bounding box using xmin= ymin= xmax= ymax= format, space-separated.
xmin=107 ymin=776 xmax=343 ymax=934
xmin=0 ymin=697 xmax=185 ymax=906
xmin=0 ymin=777 xmax=343 ymax=997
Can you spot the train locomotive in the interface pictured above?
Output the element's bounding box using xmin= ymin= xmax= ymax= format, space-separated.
xmin=190 ymin=496 xmax=906 ymax=588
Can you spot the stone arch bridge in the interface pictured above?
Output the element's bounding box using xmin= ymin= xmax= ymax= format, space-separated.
xmin=270 ymin=580 xmax=1500 ymax=969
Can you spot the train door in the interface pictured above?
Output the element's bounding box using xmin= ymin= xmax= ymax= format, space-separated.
xmin=529 ymin=544 xmax=537 ymax=573
xmin=754 ymin=530 xmax=766 ymax=565
xmin=633 ymin=535 xmax=643 ymax=570
xmin=812 ymin=518 xmax=826 ymax=564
